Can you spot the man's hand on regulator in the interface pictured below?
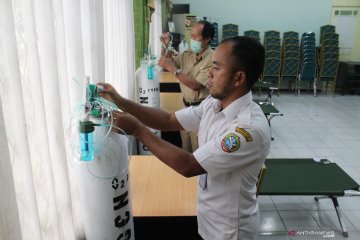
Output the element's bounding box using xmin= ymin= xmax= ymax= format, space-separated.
xmin=111 ymin=111 xmax=143 ymax=137
xmin=158 ymin=56 xmax=176 ymax=73
xmin=97 ymin=83 xmax=121 ymax=105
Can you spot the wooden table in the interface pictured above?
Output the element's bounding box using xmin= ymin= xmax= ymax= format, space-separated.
xmin=159 ymin=71 xmax=183 ymax=147
xmin=159 ymin=72 xmax=183 ymax=112
xmin=129 ymin=155 xmax=197 ymax=217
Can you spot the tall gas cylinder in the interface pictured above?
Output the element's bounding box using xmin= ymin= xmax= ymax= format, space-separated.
xmin=178 ymin=37 xmax=188 ymax=54
xmin=73 ymin=81 xmax=134 ymax=240
xmin=135 ymin=55 xmax=161 ymax=155
xmin=76 ymin=120 xmax=134 ymax=240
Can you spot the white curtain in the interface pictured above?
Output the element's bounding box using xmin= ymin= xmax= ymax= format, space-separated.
xmin=0 ymin=0 xmax=135 ymax=239
xmin=149 ymin=0 xmax=163 ymax=58
xmin=104 ymin=0 xmax=136 ymax=99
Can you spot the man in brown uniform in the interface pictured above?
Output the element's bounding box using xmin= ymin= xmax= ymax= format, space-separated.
xmin=159 ymin=20 xmax=215 ymax=152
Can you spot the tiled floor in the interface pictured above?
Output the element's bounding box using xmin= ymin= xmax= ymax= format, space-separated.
xmin=256 ymin=92 xmax=360 ymax=240
xmin=1 ymin=93 xmax=360 ymax=239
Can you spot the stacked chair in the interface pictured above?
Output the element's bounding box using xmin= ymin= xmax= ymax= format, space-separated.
xmin=281 ymin=31 xmax=300 ymax=92
xmin=254 ymin=30 xmax=283 ymax=141
xmin=318 ymin=25 xmax=339 ymax=95
xmin=244 ymin=30 xmax=260 ymax=42
xmin=261 ymin=30 xmax=281 ymax=100
xmin=320 ymin=25 xmax=336 ymax=46
xmin=298 ymin=32 xmax=317 ymax=96
xmin=222 ymin=24 xmax=238 ymax=40
xmin=210 ymin=22 xmax=219 ymax=50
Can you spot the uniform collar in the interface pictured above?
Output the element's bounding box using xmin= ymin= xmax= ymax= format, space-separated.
xmin=210 ymin=91 xmax=253 ymax=120
xmin=210 ymin=98 xmax=222 ymax=112
xmin=189 ymin=46 xmax=212 ymax=63
xmin=198 ymin=46 xmax=212 ymax=59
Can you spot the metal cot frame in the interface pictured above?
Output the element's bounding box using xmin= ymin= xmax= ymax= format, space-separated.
xmin=258 ymin=158 xmax=360 ymax=238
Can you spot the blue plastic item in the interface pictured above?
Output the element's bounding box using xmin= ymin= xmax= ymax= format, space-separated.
xmin=147 ymin=65 xmax=154 ymax=80
xmin=80 ymin=132 xmax=94 ymax=161
xmin=79 ymin=121 xmax=95 ymax=161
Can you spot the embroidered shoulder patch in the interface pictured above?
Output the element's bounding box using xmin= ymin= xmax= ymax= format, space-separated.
xmin=235 ymin=127 xmax=253 ymax=142
xmin=221 ymin=133 xmax=240 ymax=153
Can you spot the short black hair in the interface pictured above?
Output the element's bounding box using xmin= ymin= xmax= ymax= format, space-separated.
xmin=197 ymin=20 xmax=215 ymax=41
xmin=221 ymin=36 xmax=265 ymax=89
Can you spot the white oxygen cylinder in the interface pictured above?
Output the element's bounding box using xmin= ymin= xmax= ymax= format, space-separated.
xmin=178 ymin=39 xmax=188 ymax=54
xmin=135 ymin=57 xmax=161 ymax=155
xmin=75 ymin=122 xmax=134 ymax=240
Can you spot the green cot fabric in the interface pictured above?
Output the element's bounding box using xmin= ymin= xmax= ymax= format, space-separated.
xmin=259 ymin=158 xmax=360 ymax=196
xmin=253 ymin=100 xmax=280 ymax=115
xmin=258 ymin=103 xmax=279 ymax=115
xmin=253 ymin=81 xmax=277 ymax=89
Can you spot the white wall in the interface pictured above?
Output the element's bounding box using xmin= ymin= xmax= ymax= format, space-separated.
xmin=172 ymin=0 xmax=333 ymax=44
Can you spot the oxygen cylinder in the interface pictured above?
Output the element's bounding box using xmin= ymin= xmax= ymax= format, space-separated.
xmin=135 ymin=56 xmax=161 ymax=155
xmin=75 ymin=121 xmax=134 ymax=240
xmin=72 ymin=80 xmax=134 ymax=240
xmin=178 ymin=39 xmax=188 ymax=54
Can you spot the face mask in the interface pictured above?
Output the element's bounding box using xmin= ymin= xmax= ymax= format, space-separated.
xmin=190 ymin=39 xmax=202 ymax=53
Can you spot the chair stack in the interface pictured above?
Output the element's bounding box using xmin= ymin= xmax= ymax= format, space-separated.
xmin=320 ymin=25 xmax=336 ymax=46
xmin=281 ymin=31 xmax=300 ymax=92
xmin=298 ymin=32 xmax=317 ymax=96
xmin=262 ymin=30 xmax=281 ymax=93
xmin=318 ymin=25 xmax=339 ymax=94
xmin=244 ymin=30 xmax=260 ymax=42
xmin=222 ymin=24 xmax=238 ymax=40
xmin=210 ymin=22 xmax=219 ymax=50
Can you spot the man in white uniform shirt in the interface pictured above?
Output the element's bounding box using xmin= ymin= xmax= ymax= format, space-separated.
xmin=99 ymin=36 xmax=271 ymax=240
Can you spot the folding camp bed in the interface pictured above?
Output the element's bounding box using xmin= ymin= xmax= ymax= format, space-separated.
xmin=258 ymin=158 xmax=360 ymax=238
xmin=253 ymin=81 xmax=278 ymax=103
xmin=254 ymin=100 xmax=283 ymax=140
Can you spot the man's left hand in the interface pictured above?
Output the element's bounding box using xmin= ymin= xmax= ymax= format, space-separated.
xmin=111 ymin=111 xmax=143 ymax=137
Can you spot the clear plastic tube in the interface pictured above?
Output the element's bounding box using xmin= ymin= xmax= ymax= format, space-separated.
xmin=160 ymin=33 xmax=174 ymax=57
xmin=86 ymin=124 xmax=132 ymax=180
xmin=67 ymin=99 xmax=116 ymax=159
xmin=66 ymin=74 xmax=135 ymax=176
xmin=67 ymin=92 xmax=133 ymax=179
